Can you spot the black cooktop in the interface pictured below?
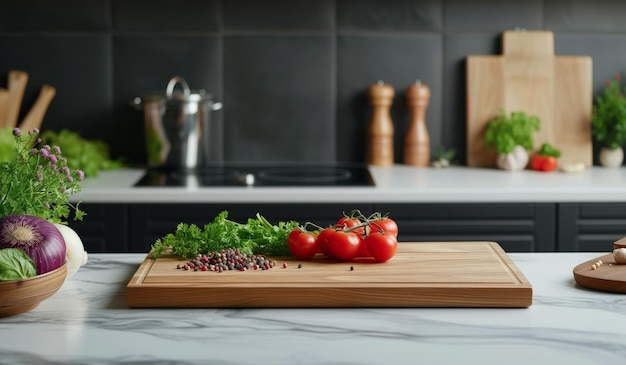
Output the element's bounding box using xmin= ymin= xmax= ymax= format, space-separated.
xmin=134 ymin=163 xmax=374 ymax=187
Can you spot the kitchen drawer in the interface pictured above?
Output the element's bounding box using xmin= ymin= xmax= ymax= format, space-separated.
xmin=558 ymin=203 xmax=626 ymax=252
xmin=66 ymin=203 xmax=129 ymax=253
xmin=372 ymin=203 xmax=557 ymax=252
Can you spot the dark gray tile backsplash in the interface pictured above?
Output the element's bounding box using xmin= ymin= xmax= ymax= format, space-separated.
xmin=444 ymin=0 xmax=543 ymax=32
xmin=223 ymin=0 xmax=334 ymax=31
xmin=112 ymin=0 xmax=220 ymax=32
xmin=337 ymin=0 xmax=443 ymax=32
xmin=0 ymin=0 xmax=624 ymax=166
xmin=223 ymin=35 xmax=334 ymax=162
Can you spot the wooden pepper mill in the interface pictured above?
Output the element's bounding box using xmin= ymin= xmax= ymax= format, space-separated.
xmin=367 ymin=81 xmax=395 ymax=166
xmin=404 ymin=80 xmax=431 ymax=166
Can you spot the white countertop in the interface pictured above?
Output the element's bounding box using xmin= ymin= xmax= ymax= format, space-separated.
xmin=72 ymin=165 xmax=626 ymax=203
xmin=1 ymin=252 xmax=625 ymax=364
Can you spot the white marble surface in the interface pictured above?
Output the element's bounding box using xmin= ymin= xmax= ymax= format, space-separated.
xmin=1 ymin=252 xmax=626 ymax=364
xmin=71 ymin=165 xmax=626 ymax=203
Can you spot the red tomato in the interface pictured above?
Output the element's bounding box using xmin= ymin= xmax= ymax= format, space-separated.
xmin=317 ymin=228 xmax=336 ymax=258
xmin=335 ymin=217 xmax=365 ymax=235
xmin=369 ymin=218 xmax=399 ymax=237
xmin=365 ymin=232 xmax=398 ymax=262
xmin=328 ymin=230 xmax=361 ymax=261
xmin=359 ymin=236 xmax=372 ymax=257
xmin=530 ymin=155 xmax=558 ymax=172
xmin=287 ymin=229 xmax=318 ymax=260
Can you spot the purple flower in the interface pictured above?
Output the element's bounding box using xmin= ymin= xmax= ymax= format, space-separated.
xmin=53 ymin=145 xmax=61 ymax=154
xmin=12 ymin=128 xmax=22 ymax=137
xmin=49 ymin=154 xmax=58 ymax=163
xmin=37 ymin=173 xmax=43 ymax=181
xmin=40 ymin=149 xmax=50 ymax=158
xmin=76 ymin=170 xmax=85 ymax=180
xmin=68 ymin=176 xmax=74 ymax=183
xmin=36 ymin=138 xmax=42 ymax=143
xmin=61 ymin=166 xmax=70 ymax=176
xmin=37 ymin=165 xmax=43 ymax=169
xmin=30 ymin=148 xmax=38 ymax=156
xmin=32 ymin=128 xmax=39 ymax=135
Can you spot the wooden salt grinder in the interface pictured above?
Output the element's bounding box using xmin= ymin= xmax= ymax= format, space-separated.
xmin=404 ymin=80 xmax=431 ymax=166
xmin=367 ymin=81 xmax=395 ymax=166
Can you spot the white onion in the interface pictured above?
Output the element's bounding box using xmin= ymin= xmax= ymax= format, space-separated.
xmin=54 ymin=223 xmax=88 ymax=280
xmin=0 ymin=215 xmax=66 ymax=275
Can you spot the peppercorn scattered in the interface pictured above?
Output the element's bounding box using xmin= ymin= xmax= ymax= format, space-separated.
xmin=176 ymin=248 xmax=275 ymax=273
xmin=297 ymin=263 xmax=302 ymax=269
xmin=349 ymin=266 xmax=354 ymax=271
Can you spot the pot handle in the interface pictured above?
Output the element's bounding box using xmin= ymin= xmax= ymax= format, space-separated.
xmin=166 ymin=76 xmax=190 ymax=97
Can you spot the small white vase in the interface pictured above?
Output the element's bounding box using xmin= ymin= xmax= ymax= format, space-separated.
xmin=599 ymin=147 xmax=624 ymax=168
xmin=496 ymin=145 xmax=529 ymax=171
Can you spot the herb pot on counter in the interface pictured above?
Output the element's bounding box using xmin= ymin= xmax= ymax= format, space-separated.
xmin=131 ymin=76 xmax=223 ymax=170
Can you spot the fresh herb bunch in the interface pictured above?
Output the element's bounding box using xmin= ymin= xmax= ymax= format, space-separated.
xmin=0 ymin=128 xmax=85 ymax=223
xmin=484 ymin=109 xmax=540 ymax=155
xmin=41 ymin=129 xmax=124 ymax=178
xmin=592 ymin=75 xmax=626 ymax=150
xmin=150 ymin=211 xmax=301 ymax=259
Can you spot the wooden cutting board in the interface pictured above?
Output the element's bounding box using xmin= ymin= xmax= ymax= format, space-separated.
xmin=466 ymin=30 xmax=593 ymax=168
xmin=126 ymin=241 xmax=532 ymax=308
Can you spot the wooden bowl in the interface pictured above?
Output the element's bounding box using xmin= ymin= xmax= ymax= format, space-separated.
xmin=0 ymin=264 xmax=67 ymax=317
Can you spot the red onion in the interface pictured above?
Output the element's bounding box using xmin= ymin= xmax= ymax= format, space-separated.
xmin=0 ymin=215 xmax=66 ymax=275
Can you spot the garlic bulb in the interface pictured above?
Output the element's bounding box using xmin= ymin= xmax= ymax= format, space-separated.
xmin=613 ymin=248 xmax=626 ymax=264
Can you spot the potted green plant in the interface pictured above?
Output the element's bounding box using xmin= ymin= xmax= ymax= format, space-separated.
xmin=484 ymin=109 xmax=540 ymax=170
xmin=591 ymin=75 xmax=626 ymax=167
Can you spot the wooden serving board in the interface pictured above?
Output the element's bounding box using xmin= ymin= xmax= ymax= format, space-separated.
xmin=466 ymin=30 xmax=593 ymax=168
xmin=126 ymin=241 xmax=532 ymax=308
xmin=573 ymin=253 xmax=626 ymax=293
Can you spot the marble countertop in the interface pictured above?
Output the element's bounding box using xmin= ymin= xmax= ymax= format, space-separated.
xmin=1 ymin=252 xmax=625 ymax=364
xmin=72 ymin=165 xmax=626 ymax=203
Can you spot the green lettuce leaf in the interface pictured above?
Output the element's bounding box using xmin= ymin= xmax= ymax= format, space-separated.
xmin=0 ymin=248 xmax=37 ymax=281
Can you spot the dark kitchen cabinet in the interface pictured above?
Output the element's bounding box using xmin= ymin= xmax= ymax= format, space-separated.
xmin=72 ymin=202 xmax=626 ymax=253
xmin=127 ymin=203 xmax=374 ymax=253
xmin=67 ymin=203 xmax=129 ymax=253
xmin=557 ymin=203 xmax=626 ymax=252
xmin=373 ymin=203 xmax=557 ymax=252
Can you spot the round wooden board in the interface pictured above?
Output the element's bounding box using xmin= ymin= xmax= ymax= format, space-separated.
xmin=573 ymin=253 xmax=626 ymax=293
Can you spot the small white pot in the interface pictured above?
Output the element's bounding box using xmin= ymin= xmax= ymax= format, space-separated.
xmin=496 ymin=145 xmax=529 ymax=171
xmin=599 ymin=147 xmax=624 ymax=168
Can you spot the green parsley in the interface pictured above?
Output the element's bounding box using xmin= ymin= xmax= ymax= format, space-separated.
xmin=0 ymin=127 xmax=85 ymax=223
xmin=150 ymin=211 xmax=300 ymax=259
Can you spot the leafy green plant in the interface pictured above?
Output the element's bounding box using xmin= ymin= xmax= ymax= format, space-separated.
xmin=591 ymin=75 xmax=626 ymax=150
xmin=40 ymin=129 xmax=124 ymax=178
xmin=484 ymin=110 xmax=540 ymax=155
xmin=0 ymin=128 xmax=85 ymax=223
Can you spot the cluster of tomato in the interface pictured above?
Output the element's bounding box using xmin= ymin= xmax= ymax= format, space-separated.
xmin=287 ymin=213 xmax=398 ymax=263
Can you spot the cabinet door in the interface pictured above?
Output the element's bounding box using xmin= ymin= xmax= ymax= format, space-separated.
xmin=128 ymin=203 xmax=374 ymax=253
xmin=66 ymin=203 xmax=128 ymax=253
xmin=558 ymin=203 xmax=626 ymax=252
xmin=372 ymin=203 xmax=556 ymax=252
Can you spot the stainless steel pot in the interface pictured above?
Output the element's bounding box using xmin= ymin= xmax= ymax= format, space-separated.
xmin=132 ymin=76 xmax=223 ymax=170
